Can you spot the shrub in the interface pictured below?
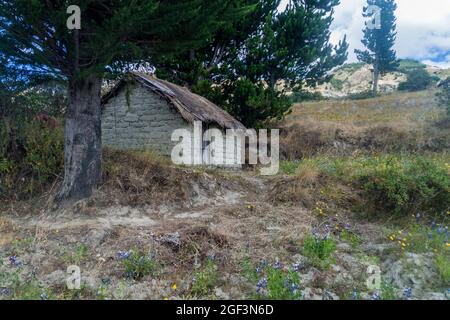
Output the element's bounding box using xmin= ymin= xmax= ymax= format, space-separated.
xmin=398 ymin=68 xmax=433 ymax=92
xmin=0 ymin=121 xmax=64 ymax=199
xmin=290 ymin=90 xmax=324 ymax=103
xmin=397 ymin=59 xmax=426 ymax=74
xmin=347 ymin=90 xmax=377 ymax=100
xmin=303 ymin=235 xmax=336 ymax=269
xmin=357 ymin=156 xmax=450 ymax=217
xmin=330 ymin=77 xmax=344 ymax=91
xmin=338 ymin=62 xmax=365 ymax=73
xmin=317 ymin=155 xmax=450 ymax=218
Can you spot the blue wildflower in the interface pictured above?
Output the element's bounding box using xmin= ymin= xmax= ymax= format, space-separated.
xmin=256 ymin=278 xmax=268 ymax=293
xmin=292 ymin=262 xmax=302 ymax=272
xmin=352 ymin=290 xmax=359 ymax=300
xmin=403 ymin=287 xmax=412 ymax=300
xmin=9 ymin=256 xmax=22 ymax=267
xmin=40 ymin=293 xmax=48 ymax=300
xmin=117 ymin=251 xmax=131 ymax=260
xmin=371 ymin=292 xmax=381 ymax=300
xmin=289 ymin=283 xmax=298 ymax=293
xmin=273 ymin=260 xmax=282 ymax=269
xmin=0 ymin=288 xmax=10 ymax=296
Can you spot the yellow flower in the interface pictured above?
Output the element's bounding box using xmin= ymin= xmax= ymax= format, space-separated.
xmin=389 ymin=236 xmax=394 ymax=241
xmin=446 ymin=243 xmax=450 ymax=247
xmin=163 ymin=297 xmax=169 ymax=300
xmin=172 ymin=284 xmax=177 ymax=290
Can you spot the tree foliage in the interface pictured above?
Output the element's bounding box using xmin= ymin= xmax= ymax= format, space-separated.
xmin=398 ymin=68 xmax=433 ymax=92
xmin=355 ymin=0 xmax=399 ymax=95
xmin=155 ymin=0 xmax=348 ymax=127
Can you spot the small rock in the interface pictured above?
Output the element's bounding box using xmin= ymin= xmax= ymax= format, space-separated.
xmin=214 ymin=287 xmax=230 ymax=300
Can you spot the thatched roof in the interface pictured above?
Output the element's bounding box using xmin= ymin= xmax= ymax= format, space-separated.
xmin=102 ymin=72 xmax=245 ymax=130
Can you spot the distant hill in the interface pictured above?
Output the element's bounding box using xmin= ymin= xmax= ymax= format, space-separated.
xmin=307 ymin=59 xmax=449 ymax=99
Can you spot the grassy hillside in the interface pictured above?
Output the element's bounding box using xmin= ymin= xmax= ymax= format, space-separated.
xmin=280 ymin=90 xmax=450 ymax=159
xmin=307 ymin=60 xmax=449 ymax=99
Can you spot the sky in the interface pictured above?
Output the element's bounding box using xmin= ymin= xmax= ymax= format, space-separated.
xmin=280 ymin=0 xmax=450 ymax=68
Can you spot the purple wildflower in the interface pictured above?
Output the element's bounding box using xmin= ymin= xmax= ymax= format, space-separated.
xmin=9 ymin=256 xmax=22 ymax=267
xmin=256 ymin=278 xmax=268 ymax=293
xmin=292 ymin=262 xmax=302 ymax=272
xmin=403 ymin=287 xmax=412 ymax=300
xmin=273 ymin=260 xmax=282 ymax=269
xmin=117 ymin=251 xmax=131 ymax=260
xmin=371 ymin=292 xmax=381 ymax=300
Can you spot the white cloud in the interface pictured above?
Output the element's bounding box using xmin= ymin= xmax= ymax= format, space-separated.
xmin=280 ymin=0 xmax=450 ymax=68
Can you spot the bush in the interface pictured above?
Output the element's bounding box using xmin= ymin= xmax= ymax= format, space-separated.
xmin=397 ymin=59 xmax=426 ymax=74
xmin=330 ymin=77 xmax=344 ymax=91
xmin=338 ymin=62 xmax=365 ymax=73
xmin=0 ymin=121 xmax=64 ymax=199
xmin=398 ymin=68 xmax=433 ymax=92
xmin=290 ymin=90 xmax=324 ymax=103
xmin=308 ymin=155 xmax=450 ymax=218
xmin=347 ymin=90 xmax=377 ymax=100
xmin=357 ymin=156 xmax=450 ymax=217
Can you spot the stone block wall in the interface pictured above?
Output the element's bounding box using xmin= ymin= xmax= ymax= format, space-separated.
xmin=102 ymin=83 xmax=189 ymax=155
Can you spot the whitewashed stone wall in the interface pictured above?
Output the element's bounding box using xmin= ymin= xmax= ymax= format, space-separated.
xmin=102 ymin=83 xmax=189 ymax=155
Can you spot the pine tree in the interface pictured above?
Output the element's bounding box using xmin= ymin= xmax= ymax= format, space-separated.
xmin=355 ymin=0 xmax=399 ymax=95
xmin=0 ymin=0 xmax=247 ymax=201
xmin=155 ymin=0 xmax=348 ymax=127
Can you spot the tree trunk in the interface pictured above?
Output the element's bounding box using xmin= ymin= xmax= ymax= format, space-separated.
xmin=372 ymin=62 xmax=379 ymax=96
xmin=57 ymin=75 xmax=102 ymax=202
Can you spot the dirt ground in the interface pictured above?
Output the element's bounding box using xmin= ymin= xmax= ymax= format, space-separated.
xmin=1 ymin=167 xmax=448 ymax=300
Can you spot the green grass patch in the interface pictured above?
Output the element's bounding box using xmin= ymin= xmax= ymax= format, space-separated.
xmin=119 ymin=249 xmax=159 ymax=280
xmin=303 ymin=235 xmax=336 ymax=269
xmin=191 ymin=259 xmax=219 ymax=297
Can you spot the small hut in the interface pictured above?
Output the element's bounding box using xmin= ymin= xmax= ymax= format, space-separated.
xmin=101 ymin=72 xmax=245 ymax=167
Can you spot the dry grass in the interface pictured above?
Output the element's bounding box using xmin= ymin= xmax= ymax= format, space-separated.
xmin=279 ymin=90 xmax=450 ymax=159
xmin=97 ymin=148 xmax=242 ymax=208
